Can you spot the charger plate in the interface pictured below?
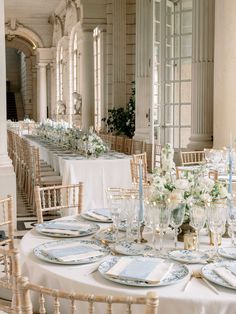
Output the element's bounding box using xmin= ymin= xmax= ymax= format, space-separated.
xmin=98 ymin=256 xmax=189 ymax=287
xmin=36 ymin=220 xmax=100 ymax=238
xmin=201 ymin=261 xmax=236 ymax=290
xmin=34 ymin=239 xmax=109 ymax=265
xmin=218 ymin=247 xmax=236 ymax=259
xmin=169 ymin=250 xmax=210 ymax=264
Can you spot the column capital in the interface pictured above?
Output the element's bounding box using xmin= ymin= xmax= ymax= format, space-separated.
xmin=36 ymin=62 xmax=48 ymax=68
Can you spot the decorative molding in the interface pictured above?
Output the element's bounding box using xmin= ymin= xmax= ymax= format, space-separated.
xmin=5 ymin=19 xmax=44 ymax=48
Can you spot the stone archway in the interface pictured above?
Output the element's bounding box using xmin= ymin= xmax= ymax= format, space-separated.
xmin=5 ymin=21 xmax=42 ymax=121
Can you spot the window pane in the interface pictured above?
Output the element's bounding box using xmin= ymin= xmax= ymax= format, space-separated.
xmin=155 ymin=22 xmax=161 ymax=42
xmin=181 ymin=104 xmax=191 ymax=125
xmin=181 ymin=35 xmax=191 ymax=57
xmin=165 ymin=105 xmax=173 ymax=125
xmin=173 ymin=128 xmax=179 ymax=148
xmin=182 ymin=0 xmax=192 ymax=10
xmin=174 ymin=105 xmax=179 ymax=126
xmin=174 ymin=13 xmax=180 ymax=35
xmin=181 ymin=82 xmax=191 ymax=103
xmin=174 ymin=36 xmax=180 ymax=58
xmin=155 ymin=1 xmax=160 ymax=21
xmin=181 ymin=12 xmax=192 ymax=34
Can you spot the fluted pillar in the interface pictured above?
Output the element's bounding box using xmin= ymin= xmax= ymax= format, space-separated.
xmin=37 ymin=63 xmax=48 ymax=122
xmin=134 ymin=0 xmax=152 ymax=140
xmin=188 ymin=0 xmax=215 ymax=150
xmin=112 ymin=0 xmax=126 ymax=107
xmin=0 ymin=0 xmax=16 ymax=226
xmin=214 ymin=0 xmax=236 ymax=147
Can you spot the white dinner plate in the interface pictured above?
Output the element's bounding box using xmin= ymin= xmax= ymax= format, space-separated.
xmin=34 ymin=239 xmax=109 ymax=265
xmin=114 ymin=241 xmax=153 ymax=256
xmin=98 ymin=256 xmax=189 ymax=287
xmin=218 ymin=247 xmax=236 ymax=259
xmin=201 ymin=260 xmax=236 ymax=290
xmin=35 ymin=220 xmax=100 ymax=238
xmin=169 ymin=250 xmax=210 ymax=264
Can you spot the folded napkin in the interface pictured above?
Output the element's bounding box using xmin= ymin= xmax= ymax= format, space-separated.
xmin=42 ymin=244 xmax=103 ymax=262
xmin=41 ymin=222 xmax=90 ymax=232
xmin=214 ymin=266 xmax=236 ymax=287
xmin=106 ymin=258 xmax=173 ymax=284
xmin=86 ymin=209 xmax=111 ymax=221
xmin=40 ymin=228 xmax=80 ymax=235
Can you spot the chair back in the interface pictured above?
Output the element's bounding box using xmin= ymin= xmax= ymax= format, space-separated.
xmin=115 ymin=136 xmax=125 ymax=152
xmin=0 ymin=196 xmax=21 ymax=313
xmin=131 ymin=140 xmax=144 ymax=154
xmin=19 ymin=276 xmax=159 ymax=314
xmin=123 ymin=138 xmax=132 ymax=155
xmin=180 ymin=151 xmax=205 ymax=166
xmin=34 ymin=183 xmax=84 ymax=223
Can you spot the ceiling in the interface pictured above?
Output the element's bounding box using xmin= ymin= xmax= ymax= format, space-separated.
xmin=4 ymin=0 xmax=62 ymax=19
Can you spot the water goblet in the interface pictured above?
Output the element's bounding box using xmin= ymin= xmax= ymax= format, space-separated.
xmin=207 ymin=202 xmax=227 ymax=258
xmin=170 ymin=202 xmax=185 ymax=248
xmin=189 ymin=205 xmax=207 ymax=251
xmin=158 ymin=201 xmax=171 ymax=254
xmin=146 ymin=201 xmax=160 ymax=252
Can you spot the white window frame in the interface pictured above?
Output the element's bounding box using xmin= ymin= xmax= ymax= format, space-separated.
xmin=152 ymin=0 xmax=192 ymax=149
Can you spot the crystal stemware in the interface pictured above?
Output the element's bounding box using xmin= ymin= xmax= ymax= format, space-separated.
xmin=146 ymin=201 xmax=160 ymax=252
xmin=189 ymin=205 xmax=206 ymax=251
xmin=170 ymin=202 xmax=185 ymax=248
xmin=158 ymin=201 xmax=171 ymax=254
xmin=207 ymin=202 xmax=227 ymax=258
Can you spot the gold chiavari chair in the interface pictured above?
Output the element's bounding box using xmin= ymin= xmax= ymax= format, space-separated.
xmin=115 ymin=136 xmax=125 ymax=152
xmin=180 ymin=151 xmax=205 ymax=166
xmin=131 ymin=140 xmax=144 ymax=154
xmin=123 ymin=138 xmax=132 ymax=155
xmin=34 ymin=182 xmax=84 ymax=223
xmin=18 ymin=276 xmax=159 ymax=314
xmin=144 ymin=143 xmax=153 ymax=173
xmin=107 ymin=134 xmax=117 ymax=151
xmin=0 ymin=196 xmax=21 ymax=314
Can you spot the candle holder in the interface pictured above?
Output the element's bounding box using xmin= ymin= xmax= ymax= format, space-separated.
xmin=135 ymin=221 xmax=148 ymax=243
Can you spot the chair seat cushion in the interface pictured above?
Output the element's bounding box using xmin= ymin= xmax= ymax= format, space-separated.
xmin=40 ymin=171 xmax=60 ymax=177
xmin=41 ymin=176 xmax=62 ymax=185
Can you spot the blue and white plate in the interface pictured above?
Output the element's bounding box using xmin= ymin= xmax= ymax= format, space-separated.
xmin=98 ymin=256 xmax=189 ymax=287
xmin=35 ymin=220 xmax=100 ymax=238
xmin=81 ymin=209 xmax=112 ymax=223
xmin=169 ymin=250 xmax=210 ymax=264
xmin=201 ymin=260 xmax=236 ymax=290
xmin=114 ymin=241 xmax=153 ymax=256
xmin=34 ymin=239 xmax=109 ymax=265
xmin=218 ymin=247 xmax=236 ymax=259
xmin=94 ymin=228 xmax=124 ymax=243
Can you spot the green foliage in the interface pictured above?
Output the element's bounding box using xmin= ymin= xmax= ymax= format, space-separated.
xmin=102 ymin=81 xmax=135 ymax=138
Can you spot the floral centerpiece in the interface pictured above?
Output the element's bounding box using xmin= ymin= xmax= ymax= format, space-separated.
xmin=151 ymin=144 xmax=229 ymax=221
xmin=36 ymin=119 xmax=108 ymax=157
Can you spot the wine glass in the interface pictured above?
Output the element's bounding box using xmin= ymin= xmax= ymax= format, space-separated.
xmin=170 ymin=202 xmax=185 ymax=248
xmin=207 ymin=202 xmax=227 ymax=258
xmin=146 ymin=201 xmax=160 ymax=252
xmin=106 ymin=188 xmax=124 ymax=242
xmin=158 ymin=201 xmax=171 ymax=254
xmin=189 ymin=205 xmax=206 ymax=251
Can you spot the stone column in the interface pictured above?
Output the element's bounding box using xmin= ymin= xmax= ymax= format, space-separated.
xmin=134 ymin=0 xmax=152 ymax=141
xmin=112 ymin=0 xmax=126 ymax=108
xmin=37 ymin=63 xmax=48 ymax=122
xmin=214 ymin=0 xmax=236 ymax=147
xmin=188 ymin=0 xmax=215 ymax=150
xmin=0 ymin=0 xmax=16 ymax=226
xmin=31 ymin=63 xmax=37 ymax=121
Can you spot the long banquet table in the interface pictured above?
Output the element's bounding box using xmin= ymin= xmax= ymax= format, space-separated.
xmin=20 ymin=216 xmax=236 ymax=314
xmin=25 ymin=135 xmax=132 ymax=212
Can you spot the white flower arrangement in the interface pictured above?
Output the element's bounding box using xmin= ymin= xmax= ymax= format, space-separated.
xmin=151 ymin=144 xmax=229 ymax=220
xmin=37 ymin=119 xmax=107 ymax=157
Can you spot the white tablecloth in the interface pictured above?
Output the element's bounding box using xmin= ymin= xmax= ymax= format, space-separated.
xmin=20 ymin=219 xmax=236 ymax=314
xmin=26 ymin=136 xmax=132 ymax=212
